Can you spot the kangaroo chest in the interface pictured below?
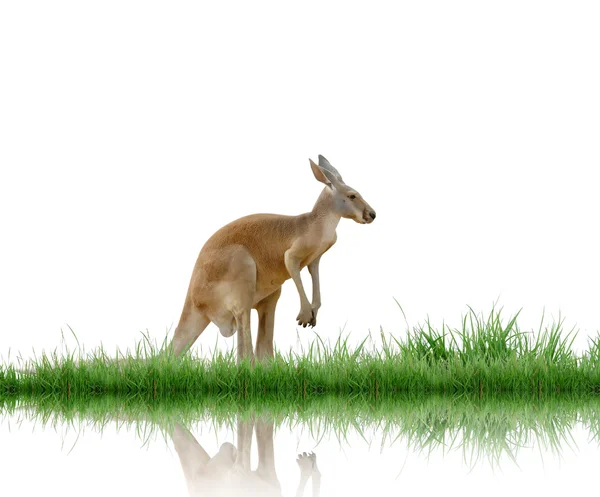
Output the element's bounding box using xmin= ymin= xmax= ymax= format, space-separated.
xmin=300 ymin=221 xmax=338 ymax=268
xmin=317 ymin=214 xmax=339 ymax=249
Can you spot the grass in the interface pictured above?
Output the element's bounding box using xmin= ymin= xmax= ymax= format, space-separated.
xmin=2 ymin=306 xmax=600 ymax=399
xmin=3 ymin=393 xmax=600 ymax=467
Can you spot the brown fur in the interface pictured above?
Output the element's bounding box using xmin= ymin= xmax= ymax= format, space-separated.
xmin=169 ymin=155 xmax=375 ymax=362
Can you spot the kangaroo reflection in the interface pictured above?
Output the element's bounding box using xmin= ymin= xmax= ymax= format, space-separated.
xmin=170 ymin=416 xmax=321 ymax=497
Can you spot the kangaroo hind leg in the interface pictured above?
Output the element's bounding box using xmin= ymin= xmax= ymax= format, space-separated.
xmin=255 ymin=287 xmax=282 ymax=361
xmin=218 ymin=246 xmax=257 ymax=363
xmin=254 ymin=417 xmax=280 ymax=489
xmin=233 ymin=307 xmax=254 ymax=363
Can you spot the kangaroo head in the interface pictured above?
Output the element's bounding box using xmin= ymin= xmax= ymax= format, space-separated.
xmin=309 ymin=155 xmax=376 ymax=224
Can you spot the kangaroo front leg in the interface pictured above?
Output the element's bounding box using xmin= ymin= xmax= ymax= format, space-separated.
xmin=306 ymin=256 xmax=322 ymax=328
xmin=284 ymin=249 xmax=313 ymax=328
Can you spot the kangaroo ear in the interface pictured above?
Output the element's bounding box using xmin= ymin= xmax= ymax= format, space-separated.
xmin=310 ymin=159 xmax=338 ymax=189
xmin=318 ymin=155 xmax=343 ymax=183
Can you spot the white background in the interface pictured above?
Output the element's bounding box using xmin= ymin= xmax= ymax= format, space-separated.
xmin=1 ymin=1 xmax=599 ymax=361
xmin=1 ymin=2 xmax=600 ymax=496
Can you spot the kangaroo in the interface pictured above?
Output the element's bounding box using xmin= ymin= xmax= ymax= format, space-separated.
xmin=170 ymin=416 xmax=322 ymax=497
xmin=169 ymin=155 xmax=376 ymax=362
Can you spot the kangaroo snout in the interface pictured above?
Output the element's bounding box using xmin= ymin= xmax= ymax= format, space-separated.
xmin=363 ymin=209 xmax=376 ymax=223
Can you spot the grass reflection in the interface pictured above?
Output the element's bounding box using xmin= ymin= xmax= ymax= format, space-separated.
xmin=2 ymin=394 xmax=599 ymax=468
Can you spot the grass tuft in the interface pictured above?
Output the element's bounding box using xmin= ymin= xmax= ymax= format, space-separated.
xmin=1 ymin=306 xmax=600 ymax=399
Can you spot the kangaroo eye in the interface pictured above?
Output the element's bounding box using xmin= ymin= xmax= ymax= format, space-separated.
xmin=348 ymin=194 xmax=356 ymax=200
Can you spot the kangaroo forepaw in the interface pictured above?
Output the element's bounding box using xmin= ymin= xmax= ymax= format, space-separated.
xmin=296 ymin=307 xmax=315 ymax=328
xmin=296 ymin=451 xmax=317 ymax=473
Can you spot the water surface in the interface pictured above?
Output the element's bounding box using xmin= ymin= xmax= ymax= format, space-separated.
xmin=1 ymin=396 xmax=599 ymax=496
